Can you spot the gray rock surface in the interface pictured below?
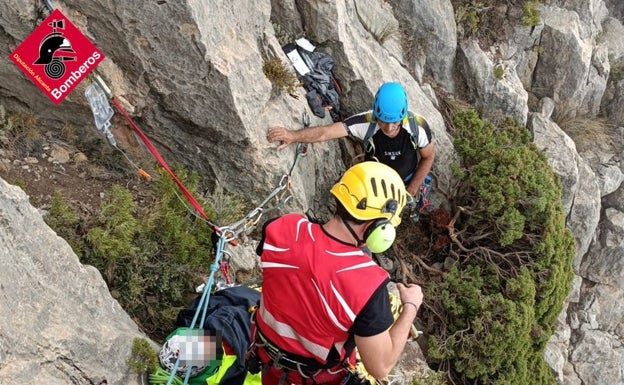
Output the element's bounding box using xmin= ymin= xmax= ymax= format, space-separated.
xmin=534 ymin=5 xmax=608 ymax=118
xmin=0 ymin=179 xmax=148 ymax=385
xmin=386 ymin=0 xmax=457 ymax=91
xmin=458 ymin=38 xmax=529 ymax=125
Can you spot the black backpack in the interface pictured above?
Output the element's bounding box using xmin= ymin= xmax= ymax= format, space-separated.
xmin=282 ymin=42 xmax=342 ymax=121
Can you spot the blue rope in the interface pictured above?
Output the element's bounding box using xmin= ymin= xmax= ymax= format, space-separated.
xmin=165 ymin=359 xmax=181 ymax=385
xmin=166 ymin=235 xmax=226 ymax=385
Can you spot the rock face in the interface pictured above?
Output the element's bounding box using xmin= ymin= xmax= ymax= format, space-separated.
xmin=0 ymin=179 xmax=147 ymax=384
xmin=1 ymin=0 xmax=624 ymax=384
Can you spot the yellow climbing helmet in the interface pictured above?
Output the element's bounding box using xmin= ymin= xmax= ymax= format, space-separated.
xmin=330 ymin=161 xmax=407 ymax=228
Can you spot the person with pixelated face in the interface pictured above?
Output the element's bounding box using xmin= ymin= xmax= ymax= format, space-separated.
xmin=159 ymin=328 xmax=223 ymax=378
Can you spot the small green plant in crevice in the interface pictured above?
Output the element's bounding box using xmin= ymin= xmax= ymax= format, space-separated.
xmin=455 ymin=1 xmax=485 ymax=37
xmin=262 ymin=56 xmax=299 ymax=95
xmin=532 ymin=44 xmax=545 ymax=55
xmin=10 ymin=178 xmax=27 ymax=191
xmin=521 ymin=0 xmax=541 ymax=27
xmin=272 ymin=22 xmax=296 ymax=47
xmin=493 ymin=64 xmax=504 ymax=80
xmin=608 ymin=56 xmax=624 ymax=84
xmin=127 ymin=338 xmax=159 ymax=375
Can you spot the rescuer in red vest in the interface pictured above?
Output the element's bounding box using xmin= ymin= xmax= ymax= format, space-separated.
xmin=251 ymin=161 xmax=424 ymax=384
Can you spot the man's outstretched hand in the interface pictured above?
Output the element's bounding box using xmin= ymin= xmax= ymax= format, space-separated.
xmin=267 ymin=126 xmax=295 ymax=151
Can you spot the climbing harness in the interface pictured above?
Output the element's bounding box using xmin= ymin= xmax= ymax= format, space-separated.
xmin=247 ymin=309 xmax=376 ymax=385
xmin=407 ymin=175 xmax=432 ymax=223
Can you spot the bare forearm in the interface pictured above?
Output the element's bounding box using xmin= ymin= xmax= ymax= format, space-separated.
xmin=356 ymin=284 xmax=423 ymax=379
xmin=407 ymin=145 xmax=435 ymax=196
xmin=267 ymin=122 xmax=347 ymax=150
xmin=386 ymin=303 xmax=418 ymax=366
xmin=293 ymin=124 xmax=341 ymax=143
xmin=357 ymin=304 xmax=418 ymax=379
xmin=408 ymin=161 xmax=432 ymax=193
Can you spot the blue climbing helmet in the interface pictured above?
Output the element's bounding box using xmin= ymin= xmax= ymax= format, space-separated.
xmin=373 ymin=82 xmax=408 ymax=123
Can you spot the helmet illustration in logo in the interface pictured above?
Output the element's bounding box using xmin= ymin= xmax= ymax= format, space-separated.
xmin=33 ymin=19 xmax=76 ymax=79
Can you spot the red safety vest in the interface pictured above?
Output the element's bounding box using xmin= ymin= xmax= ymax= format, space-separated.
xmin=256 ymin=214 xmax=389 ymax=364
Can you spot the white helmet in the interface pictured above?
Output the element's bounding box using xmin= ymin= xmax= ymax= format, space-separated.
xmin=158 ymin=328 xmax=208 ymax=378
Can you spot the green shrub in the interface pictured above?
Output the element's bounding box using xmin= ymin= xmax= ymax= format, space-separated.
xmin=429 ymin=266 xmax=535 ymax=381
xmin=75 ymin=166 xmax=246 ymax=340
xmin=424 ymin=109 xmax=575 ymax=384
xmin=87 ymin=184 xmax=140 ymax=284
xmin=263 ymin=56 xmax=299 ymax=95
xmin=45 ymin=191 xmax=83 ymax=255
xmin=521 ymin=1 xmax=541 ymax=27
xmin=455 ymin=2 xmax=485 ymax=36
xmin=146 ymin=169 xmax=214 ymax=266
xmin=127 ymin=338 xmax=159 ymax=374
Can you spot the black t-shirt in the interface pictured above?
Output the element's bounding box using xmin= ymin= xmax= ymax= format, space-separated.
xmin=351 ymin=277 xmax=393 ymax=336
xmin=366 ymin=127 xmax=419 ymax=181
xmin=343 ymin=111 xmax=433 ymax=182
xmin=336 ymin=278 xmax=393 ymax=361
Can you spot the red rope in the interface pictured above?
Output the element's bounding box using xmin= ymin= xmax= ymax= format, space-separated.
xmin=111 ymin=98 xmax=217 ymax=230
xmin=220 ymin=261 xmax=232 ymax=285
